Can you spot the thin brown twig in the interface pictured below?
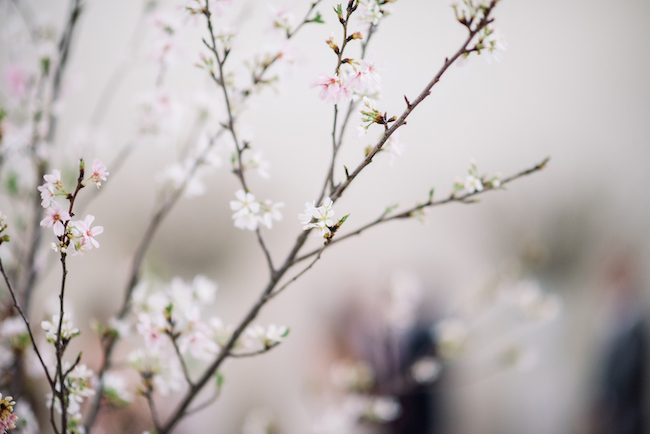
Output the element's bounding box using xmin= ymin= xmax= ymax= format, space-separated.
xmin=321 ymin=3 xmax=378 ymax=202
xmin=184 ymin=382 xmax=222 ymax=417
xmin=269 ymin=243 xmax=328 ymax=300
xmin=256 ymin=228 xmax=275 ymax=275
xmin=168 ymin=332 xmax=194 ymax=388
xmin=145 ymin=389 xmax=162 ymax=433
xmin=295 ymin=157 xmax=551 ymax=264
xmin=329 ymin=10 xmax=496 ymax=203
xmin=0 ymin=259 xmax=54 ymax=387
xmin=228 ymin=342 xmax=281 ymax=359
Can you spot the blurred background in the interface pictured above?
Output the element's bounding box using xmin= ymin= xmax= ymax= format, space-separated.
xmin=1 ymin=0 xmax=650 ymax=433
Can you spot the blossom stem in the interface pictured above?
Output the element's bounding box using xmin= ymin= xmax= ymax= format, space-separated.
xmin=0 ymin=259 xmax=55 ymax=388
xmin=256 ymin=228 xmax=275 ymax=275
xmin=145 ymin=389 xmax=162 ymax=433
xmin=287 ymin=0 xmax=324 ymax=39
xmin=330 ymin=13 xmax=497 ymax=203
xmin=321 ymin=8 xmax=377 ymax=201
xmin=295 ymin=157 xmax=550 ymax=264
xmin=168 ymin=332 xmax=194 ymax=388
xmin=184 ymin=385 xmax=222 ymax=417
xmin=269 ymin=242 xmax=328 ymax=300
xmin=229 ymin=342 xmax=281 ymax=358
xmin=21 ymin=0 xmax=83 ymax=318
xmin=55 ymin=253 xmax=69 ymax=434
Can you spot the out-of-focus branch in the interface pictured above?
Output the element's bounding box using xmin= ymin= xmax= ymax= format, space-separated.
xmin=22 ymin=0 xmax=84 ymax=314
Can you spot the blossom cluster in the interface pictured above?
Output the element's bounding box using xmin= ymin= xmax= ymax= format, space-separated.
xmin=311 ymin=58 xmax=382 ymax=105
xmin=299 ymin=197 xmax=336 ymax=239
xmin=127 ymin=275 xmax=290 ymax=394
xmin=245 ymin=324 xmax=289 ymax=349
xmin=0 ymin=393 xmax=18 ymax=434
xmin=46 ymin=364 xmax=95 ymax=433
xmin=41 ymin=313 xmax=80 ymax=344
xmin=38 ymin=159 xmax=107 ymax=255
xmin=450 ymin=0 xmax=508 ymax=64
xmin=230 ymin=190 xmax=283 ymax=231
xmin=454 ymin=160 xmax=501 ymax=195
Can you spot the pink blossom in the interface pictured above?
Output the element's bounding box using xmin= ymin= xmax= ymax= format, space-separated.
xmin=43 ymin=169 xmax=64 ymax=190
xmin=136 ymin=313 xmax=166 ymax=350
xmin=88 ymin=158 xmax=109 ymax=188
xmin=72 ymin=215 xmax=104 ymax=248
xmin=178 ymin=328 xmax=219 ymax=360
xmin=37 ymin=183 xmax=55 ymax=208
xmin=4 ymin=64 xmax=30 ymax=99
xmin=310 ymin=73 xmax=352 ymax=104
xmin=40 ymin=202 xmax=70 ymax=237
xmin=358 ymin=59 xmax=382 ymax=86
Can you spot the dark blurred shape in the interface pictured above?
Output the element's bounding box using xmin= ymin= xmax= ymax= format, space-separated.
xmin=593 ymin=252 xmax=648 ymax=434
xmin=387 ymin=324 xmax=440 ymax=434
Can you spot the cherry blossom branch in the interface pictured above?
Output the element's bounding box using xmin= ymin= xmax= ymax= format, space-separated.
xmin=49 ymin=391 xmax=60 ymax=434
xmin=324 ymin=1 xmax=359 ymax=196
xmin=52 ymin=166 xmax=85 ymax=433
xmin=287 ymin=0 xmax=324 ymax=39
xmin=84 ymin=130 xmax=224 ymax=432
xmin=329 ymin=8 xmax=497 ymax=203
xmin=144 ymin=389 xmax=162 ymax=433
xmin=54 ymin=254 xmax=69 ymax=433
xmin=184 ymin=381 xmax=222 ymax=416
xmin=202 ymin=2 xmax=248 ymax=193
xmin=229 ymin=342 xmax=281 ymax=358
xmin=156 ymin=230 xmax=311 ymax=432
xmin=167 ymin=331 xmax=194 ymax=388
xmin=325 ymin=19 xmax=379 ymax=199
xmin=63 ymin=352 xmax=83 ymax=379
xmin=296 ymin=157 xmax=550 ymax=264
xmin=241 ymin=0 xmax=324 ymax=95
xmin=256 ymin=228 xmax=275 ymax=274
xmin=269 ymin=242 xmax=328 ymax=300
xmin=0 ymin=259 xmax=54 ymax=388
xmin=22 ymin=0 xmax=84 ymax=315
xmin=147 ymin=6 xmax=509 ymax=434
xmin=86 ymin=0 xmax=323 ymax=425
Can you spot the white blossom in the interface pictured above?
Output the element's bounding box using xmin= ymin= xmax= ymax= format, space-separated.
xmin=299 ymin=197 xmax=335 ymax=238
xmin=231 ymin=189 xmax=261 ymax=231
xmin=41 ymin=313 xmax=79 ymax=344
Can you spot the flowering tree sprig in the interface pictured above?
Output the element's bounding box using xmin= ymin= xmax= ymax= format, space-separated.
xmin=293 ymin=158 xmax=549 ymax=265
xmin=83 ymin=2 xmax=331 ymax=428
xmin=121 ymin=3 xmax=541 ymax=433
xmin=20 ymin=0 xmax=84 ymax=325
xmin=0 ymin=1 xmax=553 ymax=433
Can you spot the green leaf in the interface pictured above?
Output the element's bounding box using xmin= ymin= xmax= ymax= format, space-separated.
xmin=312 ymin=11 xmax=324 ymax=23
xmin=333 ymin=4 xmax=343 ymax=16
xmin=385 ymin=203 xmax=399 ymax=214
xmin=338 ymin=214 xmax=350 ymax=225
xmin=428 ymin=188 xmax=434 ymax=201
xmin=216 ymin=372 xmax=225 ymax=389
